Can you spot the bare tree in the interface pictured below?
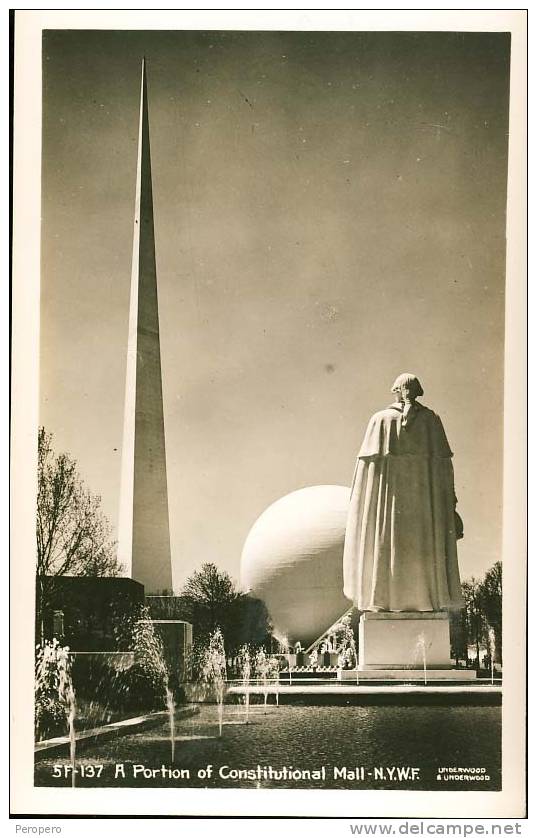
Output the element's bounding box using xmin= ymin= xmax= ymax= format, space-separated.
xmin=36 ymin=428 xmax=122 ymax=640
xmin=180 ymin=563 xmax=236 ymax=628
xmin=177 ymin=562 xmax=271 ymax=653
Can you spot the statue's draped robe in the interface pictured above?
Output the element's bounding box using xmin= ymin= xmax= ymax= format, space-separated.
xmin=343 ymin=402 xmax=463 ymax=611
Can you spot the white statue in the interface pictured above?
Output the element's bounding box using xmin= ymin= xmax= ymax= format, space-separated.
xmin=343 ymin=373 xmax=464 ymax=612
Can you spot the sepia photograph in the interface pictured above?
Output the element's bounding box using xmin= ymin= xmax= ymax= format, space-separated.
xmin=11 ymin=10 xmax=527 ymax=820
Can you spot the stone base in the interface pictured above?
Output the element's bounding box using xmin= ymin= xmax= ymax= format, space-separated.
xmin=338 ymin=668 xmax=477 ymax=681
xmin=359 ymin=611 xmax=451 ymax=670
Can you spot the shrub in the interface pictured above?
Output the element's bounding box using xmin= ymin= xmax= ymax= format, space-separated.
xmin=71 ymin=653 xmax=172 ymax=715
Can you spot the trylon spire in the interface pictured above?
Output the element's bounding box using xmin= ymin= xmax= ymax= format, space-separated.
xmin=117 ymin=59 xmax=173 ymax=593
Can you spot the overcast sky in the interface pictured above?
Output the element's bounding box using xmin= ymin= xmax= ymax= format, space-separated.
xmin=40 ymin=29 xmax=510 ymax=591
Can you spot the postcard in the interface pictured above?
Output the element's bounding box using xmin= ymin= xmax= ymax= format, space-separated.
xmin=10 ymin=10 xmax=527 ymax=820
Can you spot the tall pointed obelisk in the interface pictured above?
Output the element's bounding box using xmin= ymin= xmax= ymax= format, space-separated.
xmin=117 ymin=59 xmax=173 ymax=594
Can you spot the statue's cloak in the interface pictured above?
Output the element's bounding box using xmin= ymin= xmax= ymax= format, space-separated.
xmin=343 ymin=401 xmax=463 ymax=611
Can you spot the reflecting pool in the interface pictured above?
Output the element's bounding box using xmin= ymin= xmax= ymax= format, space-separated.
xmin=35 ymin=702 xmax=500 ymax=791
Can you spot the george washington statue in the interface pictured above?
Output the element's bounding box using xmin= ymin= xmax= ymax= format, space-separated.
xmin=342 ymin=373 xmax=464 ymax=612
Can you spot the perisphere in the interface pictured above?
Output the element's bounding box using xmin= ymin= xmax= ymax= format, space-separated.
xmin=240 ymin=485 xmax=352 ymax=646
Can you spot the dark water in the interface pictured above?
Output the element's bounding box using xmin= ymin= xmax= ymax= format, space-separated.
xmin=34 ymin=703 xmax=501 ymax=791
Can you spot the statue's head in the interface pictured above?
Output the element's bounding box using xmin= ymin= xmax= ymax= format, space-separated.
xmin=391 ymin=373 xmax=423 ymax=403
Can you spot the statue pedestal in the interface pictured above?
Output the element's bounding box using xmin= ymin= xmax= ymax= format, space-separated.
xmin=336 ymin=611 xmax=476 ymax=680
xmin=359 ymin=611 xmax=451 ymax=670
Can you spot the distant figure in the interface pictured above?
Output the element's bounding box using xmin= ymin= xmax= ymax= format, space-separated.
xmin=343 ymin=373 xmax=464 ymax=612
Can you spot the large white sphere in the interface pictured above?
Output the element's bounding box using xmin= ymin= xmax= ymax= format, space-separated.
xmin=240 ymin=485 xmax=352 ymax=646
